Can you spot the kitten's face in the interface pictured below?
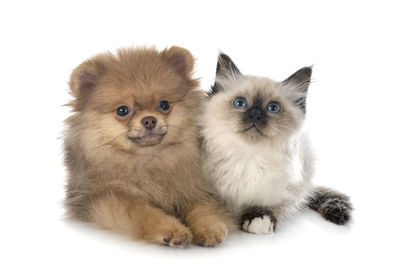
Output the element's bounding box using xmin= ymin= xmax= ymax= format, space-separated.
xmin=206 ymin=53 xmax=311 ymax=144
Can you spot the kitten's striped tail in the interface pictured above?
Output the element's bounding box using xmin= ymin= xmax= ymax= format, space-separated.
xmin=307 ymin=186 xmax=353 ymax=225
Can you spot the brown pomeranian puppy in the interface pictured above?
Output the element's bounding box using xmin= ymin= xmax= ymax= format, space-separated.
xmin=64 ymin=46 xmax=234 ymax=247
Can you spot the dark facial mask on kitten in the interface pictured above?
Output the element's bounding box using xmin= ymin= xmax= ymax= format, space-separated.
xmin=210 ymin=52 xmax=312 ymax=113
xmin=207 ymin=53 xmax=312 ymax=141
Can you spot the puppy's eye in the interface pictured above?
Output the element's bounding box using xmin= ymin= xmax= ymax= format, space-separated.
xmin=158 ymin=100 xmax=170 ymax=111
xmin=266 ymin=102 xmax=281 ymax=113
xmin=233 ymin=97 xmax=247 ymax=109
xmin=116 ymin=106 xmax=130 ymax=116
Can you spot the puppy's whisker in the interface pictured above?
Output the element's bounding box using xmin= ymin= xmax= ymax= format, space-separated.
xmin=88 ymin=132 xmax=129 ymax=155
xmin=167 ymin=124 xmax=197 ymax=132
xmin=101 ymin=132 xmax=129 ymax=146
xmin=165 ymin=124 xmax=199 ymax=137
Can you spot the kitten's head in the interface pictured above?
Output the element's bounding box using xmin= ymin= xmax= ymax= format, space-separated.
xmin=205 ymin=53 xmax=312 ymax=144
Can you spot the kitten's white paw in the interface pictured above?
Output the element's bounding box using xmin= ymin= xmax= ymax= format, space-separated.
xmin=242 ymin=215 xmax=275 ymax=234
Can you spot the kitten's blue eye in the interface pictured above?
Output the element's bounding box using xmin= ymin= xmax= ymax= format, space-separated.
xmin=158 ymin=100 xmax=170 ymax=111
xmin=233 ymin=97 xmax=247 ymax=109
xmin=116 ymin=106 xmax=130 ymax=116
xmin=266 ymin=102 xmax=281 ymax=113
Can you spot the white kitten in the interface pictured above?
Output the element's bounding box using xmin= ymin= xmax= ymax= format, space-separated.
xmin=201 ymin=53 xmax=352 ymax=234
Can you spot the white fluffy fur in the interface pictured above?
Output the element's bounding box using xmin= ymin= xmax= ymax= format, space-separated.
xmin=201 ymin=75 xmax=314 ymax=222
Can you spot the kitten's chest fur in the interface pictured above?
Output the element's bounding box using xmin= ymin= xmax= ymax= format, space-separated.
xmin=203 ymin=135 xmax=306 ymax=215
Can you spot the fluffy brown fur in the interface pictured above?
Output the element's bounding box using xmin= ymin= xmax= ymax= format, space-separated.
xmin=64 ymin=46 xmax=234 ymax=247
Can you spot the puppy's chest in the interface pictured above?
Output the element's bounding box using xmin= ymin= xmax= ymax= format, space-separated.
xmin=210 ymin=149 xmax=299 ymax=212
xmin=129 ymin=152 xmax=201 ymax=190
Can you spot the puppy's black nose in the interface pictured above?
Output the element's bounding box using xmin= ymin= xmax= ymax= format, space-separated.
xmin=141 ymin=116 xmax=157 ymax=130
xmin=247 ymin=108 xmax=263 ymax=122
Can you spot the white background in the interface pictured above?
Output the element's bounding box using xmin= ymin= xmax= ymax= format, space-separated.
xmin=1 ymin=0 xmax=399 ymax=266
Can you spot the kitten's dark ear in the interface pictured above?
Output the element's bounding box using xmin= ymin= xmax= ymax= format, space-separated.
xmin=216 ymin=52 xmax=242 ymax=78
xmin=69 ymin=57 xmax=106 ymax=111
xmin=209 ymin=53 xmax=242 ymax=96
xmin=282 ymin=66 xmax=312 ymax=112
xmin=162 ymin=46 xmax=195 ymax=78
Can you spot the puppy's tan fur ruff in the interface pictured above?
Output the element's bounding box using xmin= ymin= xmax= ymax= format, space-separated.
xmin=64 ymin=46 xmax=234 ymax=247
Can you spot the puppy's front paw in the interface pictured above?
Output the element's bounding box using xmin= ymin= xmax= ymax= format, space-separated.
xmin=192 ymin=225 xmax=228 ymax=247
xmin=149 ymin=219 xmax=193 ymax=248
xmin=240 ymin=206 xmax=277 ymax=234
xmin=242 ymin=215 xmax=275 ymax=234
xmin=161 ymin=228 xmax=193 ymax=248
xmin=192 ymin=222 xmax=228 ymax=247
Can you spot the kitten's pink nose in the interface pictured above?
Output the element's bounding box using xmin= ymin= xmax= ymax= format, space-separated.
xmin=141 ymin=116 xmax=157 ymax=130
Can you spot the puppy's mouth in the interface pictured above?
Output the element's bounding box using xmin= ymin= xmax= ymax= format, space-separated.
xmin=128 ymin=130 xmax=167 ymax=147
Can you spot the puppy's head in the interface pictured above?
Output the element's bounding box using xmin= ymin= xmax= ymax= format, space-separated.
xmin=68 ymin=46 xmax=200 ymax=153
xmin=205 ymin=53 xmax=311 ymax=144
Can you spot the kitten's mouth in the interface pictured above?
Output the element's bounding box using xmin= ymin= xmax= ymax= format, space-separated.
xmin=243 ymin=124 xmax=265 ymax=136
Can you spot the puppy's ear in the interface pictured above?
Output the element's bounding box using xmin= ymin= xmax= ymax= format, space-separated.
xmin=282 ymin=66 xmax=312 ymax=112
xmin=209 ymin=53 xmax=242 ymax=96
xmin=69 ymin=57 xmax=106 ymax=110
xmin=162 ymin=46 xmax=195 ymax=78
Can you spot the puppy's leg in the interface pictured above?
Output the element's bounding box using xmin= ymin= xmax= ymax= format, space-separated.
xmin=240 ymin=206 xmax=277 ymax=234
xmin=90 ymin=191 xmax=192 ymax=247
xmin=185 ymin=202 xmax=235 ymax=247
xmin=307 ymin=186 xmax=353 ymax=225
